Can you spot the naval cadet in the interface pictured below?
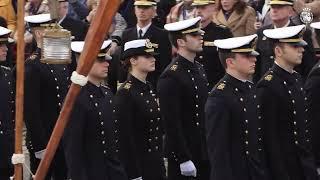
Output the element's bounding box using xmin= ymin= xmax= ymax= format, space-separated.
xmin=63 ymin=40 xmax=128 ymax=180
xmin=119 ymin=0 xmax=171 ymax=89
xmin=0 ymin=26 xmax=14 ymax=180
xmin=305 ymin=21 xmax=320 ymax=171
xmin=23 ymin=14 xmax=69 ymax=179
xmin=257 ymin=25 xmax=318 ymax=180
xmin=158 ymin=17 xmax=210 ymax=180
xmin=205 ymin=34 xmax=269 ymax=180
xmin=114 ymin=39 xmax=165 ymax=180
xmin=193 ymin=0 xmax=233 ymax=89
xmin=254 ymin=0 xmax=316 ymax=82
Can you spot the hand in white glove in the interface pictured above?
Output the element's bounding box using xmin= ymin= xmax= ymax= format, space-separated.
xmin=131 ymin=177 xmax=142 ymax=180
xmin=180 ymin=160 xmax=197 ymax=177
xmin=35 ymin=149 xmax=46 ymax=159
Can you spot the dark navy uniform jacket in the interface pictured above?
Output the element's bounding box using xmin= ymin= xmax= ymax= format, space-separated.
xmin=305 ymin=61 xmax=320 ymax=167
xmin=205 ymin=74 xmax=269 ymax=180
xmin=257 ymin=63 xmax=318 ymax=180
xmin=0 ymin=65 xmax=14 ymax=170
xmin=63 ymin=82 xmax=128 ymax=180
xmin=195 ymin=22 xmax=233 ymax=89
xmin=157 ymin=55 xmax=210 ymax=179
xmin=114 ymin=74 xmax=165 ymax=180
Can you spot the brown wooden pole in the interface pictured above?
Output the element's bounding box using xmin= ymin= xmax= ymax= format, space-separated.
xmin=34 ymin=0 xmax=120 ymax=179
xmin=14 ymin=0 xmax=25 ymax=179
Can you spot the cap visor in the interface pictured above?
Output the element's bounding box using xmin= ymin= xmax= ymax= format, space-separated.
xmin=250 ymin=50 xmax=260 ymax=56
xmin=289 ymin=40 xmax=308 ymax=47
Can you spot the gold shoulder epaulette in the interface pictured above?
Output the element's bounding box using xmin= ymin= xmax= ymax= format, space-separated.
xmin=123 ymin=83 xmax=132 ymax=90
xmin=170 ymin=64 xmax=178 ymax=71
xmin=216 ymin=83 xmax=226 ymax=90
xmin=29 ymin=54 xmax=38 ymax=61
xmin=264 ymin=74 xmax=273 ymax=81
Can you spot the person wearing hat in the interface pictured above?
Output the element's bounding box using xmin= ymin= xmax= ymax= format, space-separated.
xmin=113 ymin=39 xmax=165 ymax=180
xmin=205 ymin=34 xmax=270 ymax=180
xmin=23 ymin=13 xmax=69 ymax=180
xmin=158 ymin=17 xmax=210 ymax=180
xmin=193 ymin=0 xmax=233 ymax=89
xmin=63 ymin=40 xmax=128 ymax=180
xmin=305 ymin=21 xmax=320 ymax=172
xmin=0 ymin=26 xmax=14 ymax=180
xmin=120 ymin=0 xmax=171 ymax=89
xmin=254 ymin=0 xmax=317 ymax=82
xmin=257 ymin=25 xmax=318 ymax=180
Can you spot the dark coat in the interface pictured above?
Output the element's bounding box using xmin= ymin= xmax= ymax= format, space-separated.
xmin=120 ymin=24 xmax=172 ymax=88
xmin=24 ymin=48 xmax=69 ymax=178
xmin=0 ymin=66 xmax=14 ymax=171
xmin=113 ymin=74 xmax=165 ymax=180
xmin=254 ymin=22 xmax=317 ymax=82
xmin=157 ymin=55 xmax=210 ymax=179
xmin=257 ymin=63 xmax=318 ymax=180
xmin=305 ymin=61 xmax=320 ymax=166
xmin=60 ymin=15 xmax=89 ymax=41
xmin=195 ymin=22 xmax=233 ymax=89
xmin=63 ymin=82 xmax=128 ymax=180
xmin=205 ymin=74 xmax=268 ymax=180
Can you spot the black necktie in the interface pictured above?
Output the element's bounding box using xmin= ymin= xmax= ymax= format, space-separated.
xmin=138 ymin=29 xmax=143 ymax=39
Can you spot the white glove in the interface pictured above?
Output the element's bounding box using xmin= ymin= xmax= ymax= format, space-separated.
xmin=180 ymin=160 xmax=197 ymax=177
xmin=131 ymin=177 xmax=142 ymax=180
xmin=35 ymin=149 xmax=46 ymax=159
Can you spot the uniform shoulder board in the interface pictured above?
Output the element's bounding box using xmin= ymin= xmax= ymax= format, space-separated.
xmin=170 ymin=64 xmax=178 ymax=71
xmin=123 ymin=82 xmax=132 ymax=90
xmin=264 ymin=74 xmax=273 ymax=81
xmin=216 ymin=82 xmax=226 ymax=90
xmin=217 ymin=24 xmax=227 ymax=29
xmin=0 ymin=65 xmax=11 ymax=71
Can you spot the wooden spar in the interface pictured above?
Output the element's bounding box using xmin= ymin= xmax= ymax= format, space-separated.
xmin=14 ymin=0 xmax=25 ymax=179
xmin=34 ymin=0 xmax=120 ymax=179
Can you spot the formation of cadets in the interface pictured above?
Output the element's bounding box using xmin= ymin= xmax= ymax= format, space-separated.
xmin=1 ymin=0 xmax=320 ymax=179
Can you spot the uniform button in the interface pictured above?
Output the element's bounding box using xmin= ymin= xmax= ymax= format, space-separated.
xmin=103 ymin=150 xmax=106 ymax=154
xmin=245 ymin=141 xmax=248 ymax=145
xmin=101 ymin=131 xmax=104 ymax=135
xmin=56 ymin=86 xmax=59 ymax=90
xmin=157 ymin=117 xmax=160 ymax=121
xmin=90 ymin=95 xmax=93 ymax=98
xmin=301 ymin=87 xmax=303 ymax=91
xmin=240 ymin=98 xmax=243 ymax=101
xmin=293 ymin=111 xmax=296 ymax=115
xmin=195 ymin=86 xmax=198 ymax=89
xmin=113 ymin=109 xmax=116 ymax=113
xmin=150 ymin=90 xmax=153 ymax=94
xmin=109 ymin=100 xmax=112 ymax=103
xmin=305 ymin=97 xmax=308 ymax=101
xmin=54 ymin=78 xmax=58 ymax=81
xmin=149 ymin=129 xmax=153 ymax=132
xmin=305 ymin=119 xmax=308 ymax=123
xmin=283 ymin=81 xmax=287 ymax=85
xmin=105 ymin=92 xmax=108 ymax=95
xmin=148 ymin=149 xmax=152 ymax=152
xmin=140 ymin=93 xmax=144 ymax=96
xmin=258 ymin=116 xmax=261 ymax=119
xmin=150 ymin=109 xmax=153 ymax=112
xmin=270 ymin=56 xmax=274 ymax=59
xmin=116 ymin=150 xmax=119 ymax=153
xmin=294 ymin=131 xmax=297 ymax=135
xmin=295 ymin=141 xmax=299 ymax=145
xmin=306 ymin=129 xmax=309 ymax=133
xmin=95 ymin=103 xmax=98 ymax=107
xmin=259 ymin=138 xmax=262 ymax=141
xmin=307 ymin=139 xmax=310 ymax=142
xmin=245 ymin=130 xmax=248 ymax=134
xmin=258 ymin=128 xmax=261 ymax=130
xmin=243 ymin=108 xmax=247 ymax=112
xmin=258 ymin=148 xmax=262 ymax=151
xmin=58 ymin=103 xmax=61 ymax=106
xmin=115 ymin=130 xmax=118 ymax=133
xmin=294 ymin=121 xmax=297 ymax=125
xmin=288 ymin=90 xmax=291 ymax=94
xmin=196 ymin=95 xmax=199 ymax=99
xmin=187 ymin=70 xmax=191 ymax=73
xmin=245 ymin=119 xmax=248 ymax=123
xmin=196 ymin=113 xmax=199 ymax=117
xmin=156 ymin=127 xmax=159 ymax=130
xmin=102 ymin=141 xmax=105 ymax=144
xmin=195 ymin=104 xmax=199 ymax=108
xmin=235 ymin=88 xmax=238 ymax=92
xmin=305 ymin=109 xmax=308 ymax=112
xmin=150 ymin=119 xmax=154 ymax=123
xmin=57 ymin=94 xmax=60 ymax=98
xmin=0 ymin=131 xmax=3 ymax=134
xmin=63 ymin=68 xmax=66 ymax=71
xmin=253 ymin=95 xmax=256 ymax=99
xmin=191 ymin=78 xmax=195 ymax=81
xmin=146 ymin=100 xmax=150 ymax=104
xmin=199 ymin=56 xmax=203 ymax=59
xmin=196 ymin=122 xmax=199 ymax=126
xmin=101 ymin=122 xmax=104 ymax=125
xmin=157 ymin=108 xmax=160 ymax=111
xmin=155 ymin=146 xmax=159 ymax=150
xmin=98 ymin=112 xmax=102 ymax=115
xmin=246 ymin=151 xmax=249 ymax=155
xmin=257 ymin=105 xmax=260 ymax=108
xmin=50 ymin=70 xmax=54 ymax=73
xmin=148 ymin=139 xmax=152 ymax=142
xmin=155 ymin=136 xmax=158 ymax=140
xmin=292 ymin=100 xmax=295 ymax=104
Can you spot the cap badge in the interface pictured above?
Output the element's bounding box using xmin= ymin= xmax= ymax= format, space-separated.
xmin=300 ymin=8 xmax=313 ymax=25
xmin=264 ymin=74 xmax=273 ymax=81
xmin=217 ymin=83 xmax=225 ymax=90
xmin=145 ymin=39 xmax=153 ymax=49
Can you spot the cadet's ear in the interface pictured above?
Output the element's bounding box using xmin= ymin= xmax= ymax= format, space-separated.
xmin=225 ymin=57 xmax=235 ymax=69
xmin=129 ymin=56 xmax=138 ymax=66
xmin=177 ymin=38 xmax=186 ymax=47
xmin=274 ymin=45 xmax=283 ymax=57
